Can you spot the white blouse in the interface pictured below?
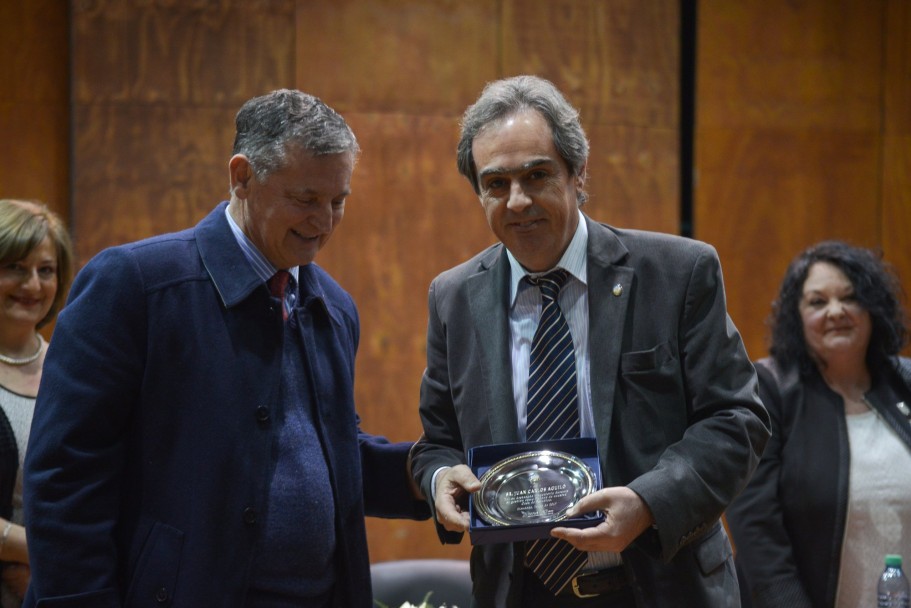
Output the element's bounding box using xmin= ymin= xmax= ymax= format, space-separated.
xmin=835 ymin=409 xmax=911 ymax=607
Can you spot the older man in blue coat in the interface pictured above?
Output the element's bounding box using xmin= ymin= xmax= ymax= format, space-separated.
xmin=23 ymin=90 xmax=428 ymax=607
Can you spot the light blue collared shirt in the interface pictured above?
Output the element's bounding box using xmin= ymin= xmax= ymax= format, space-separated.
xmin=225 ymin=204 xmax=298 ymax=314
xmin=507 ymin=210 xmax=593 ymax=440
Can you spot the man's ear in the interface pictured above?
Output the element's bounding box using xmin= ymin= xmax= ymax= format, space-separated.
xmin=229 ymin=154 xmax=254 ymax=199
xmin=575 ymin=163 xmax=587 ymax=190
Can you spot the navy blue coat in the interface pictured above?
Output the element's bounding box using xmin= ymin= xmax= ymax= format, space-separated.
xmin=23 ymin=202 xmax=426 ymax=607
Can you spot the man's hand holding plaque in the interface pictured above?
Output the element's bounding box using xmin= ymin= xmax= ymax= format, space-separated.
xmin=433 ymin=465 xmax=481 ymax=533
xmin=551 ymin=486 xmax=656 ymax=553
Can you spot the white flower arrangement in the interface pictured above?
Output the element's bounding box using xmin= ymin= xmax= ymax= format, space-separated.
xmin=375 ymin=592 xmax=458 ymax=608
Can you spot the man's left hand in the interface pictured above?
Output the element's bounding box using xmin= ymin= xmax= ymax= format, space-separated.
xmin=550 ymin=487 xmax=655 ymax=552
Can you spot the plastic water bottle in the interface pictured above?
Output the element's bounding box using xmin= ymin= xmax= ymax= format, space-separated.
xmin=878 ymin=554 xmax=910 ymax=608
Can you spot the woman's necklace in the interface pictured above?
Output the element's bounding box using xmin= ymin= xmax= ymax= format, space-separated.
xmin=0 ymin=334 xmax=44 ymax=366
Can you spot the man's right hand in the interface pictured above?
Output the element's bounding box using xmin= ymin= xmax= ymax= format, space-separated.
xmin=1 ymin=563 xmax=30 ymax=599
xmin=434 ymin=465 xmax=481 ymax=532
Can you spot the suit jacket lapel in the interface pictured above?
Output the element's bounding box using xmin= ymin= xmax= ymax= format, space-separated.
xmin=466 ymin=219 xmax=632 ymax=452
xmin=585 ymin=216 xmax=633 ymax=467
xmin=468 ymin=246 xmax=521 ymax=445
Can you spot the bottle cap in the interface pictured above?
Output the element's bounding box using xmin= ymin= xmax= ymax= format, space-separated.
xmin=885 ymin=554 xmax=903 ymax=567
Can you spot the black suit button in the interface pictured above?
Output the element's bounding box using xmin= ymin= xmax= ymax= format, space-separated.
xmin=155 ymin=587 xmax=169 ymax=603
xmin=243 ymin=507 xmax=257 ymax=525
xmin=255 ymin=405 xmax=270 ymax=424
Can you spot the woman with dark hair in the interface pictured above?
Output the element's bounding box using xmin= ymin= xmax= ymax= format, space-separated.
xmin=727 ymin=240 xmax=911 ymax=608
xmin=0 ymin=199 xmax=73 ymax=605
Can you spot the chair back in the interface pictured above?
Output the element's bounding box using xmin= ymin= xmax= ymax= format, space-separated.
xmin=371 ymin=559 xmax=472 ymax=607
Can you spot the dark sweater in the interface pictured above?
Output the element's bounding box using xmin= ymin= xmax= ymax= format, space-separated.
xmin=246 ymin=301 xmax=336 ymax=607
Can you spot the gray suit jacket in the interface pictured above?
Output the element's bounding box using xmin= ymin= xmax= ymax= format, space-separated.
xmin=412 ymin=215 xmax=771 ymax=607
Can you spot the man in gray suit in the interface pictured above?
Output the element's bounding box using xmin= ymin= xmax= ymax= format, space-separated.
xmin=411 ymin=75 xmax=770 ymax=607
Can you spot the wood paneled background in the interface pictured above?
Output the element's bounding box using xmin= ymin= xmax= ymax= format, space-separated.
xmin=696 ymin=0 xmax=911 ymax=361
xmin=2 ymin=0 xmax=907 ymax=563
xmin=0 ymin=1 xmax=69 ymax=227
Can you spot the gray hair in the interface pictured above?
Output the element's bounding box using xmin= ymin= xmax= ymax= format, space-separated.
xmin=456 ymin=75 xmax=590 ymax=205
xmin=232 ymin=89 xmax=360 ymax=180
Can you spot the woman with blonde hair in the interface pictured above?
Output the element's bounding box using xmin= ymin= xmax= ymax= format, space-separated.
xmin=0 ymin=199 xmax=73 ymax=604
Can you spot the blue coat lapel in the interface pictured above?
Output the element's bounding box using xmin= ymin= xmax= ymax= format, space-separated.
xmin=195 ymin=201 xmax=263 ymax=309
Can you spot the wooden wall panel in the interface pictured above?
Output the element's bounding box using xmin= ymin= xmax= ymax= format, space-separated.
xmin=72 ymin=0 xmax=296 ymax=104
xmin=0 ymin=0 xmax=70 ymax=339
xmin=296 ymin=0 xmax=499 ymax=115
xmin=697 ymin=1 xmax=882 ymax=131
xmin=695 ymin=0 xmax=892 ymax=361
xmin=503 ymin=0 xmax=679 ymax=131
xmin=585 ymin=124 xmax=679 ymax=232
xmin=0 ymin=0 xmax=69 ymax=221
xmin=502 ymin=0 xmax=680 ymax=232
xmin=72 ymin=104 xmax=235 ymax=253
xmin=322 ymin=113 xmax=490 ymax=412
xmin=70 ymin=0 xmax=297 ymax=262
xmin=318 ymin=113 xmax=486 ymax=442
xmin=882 ymin=0 xmax=911 ymax=336
xmin=883 ymin=134 xmax=911 ymax=320
xmin=697 ymin=128 xmax=882 ymax=358
xmin=317 ymin=113 xmax=481 ymax=561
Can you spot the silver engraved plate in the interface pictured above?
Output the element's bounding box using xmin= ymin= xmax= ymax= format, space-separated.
xmin=475 ymin=450 xmax=595 ymax=526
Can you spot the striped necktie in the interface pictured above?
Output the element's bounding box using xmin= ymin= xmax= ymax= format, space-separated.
xmin=523 ymin=269 xmax=588 ymax=595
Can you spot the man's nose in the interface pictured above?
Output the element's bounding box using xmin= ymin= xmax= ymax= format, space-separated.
xmin=309 ymin=202 xmax=333 ymax=232
xmin=506 ymin=182 xmax=532 ymax=211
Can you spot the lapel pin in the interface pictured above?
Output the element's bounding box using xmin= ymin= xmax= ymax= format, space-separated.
xmin=897 ymin=401 xmax=910 ymax=420
xmin=612 ymin=283 xmax=623 ymax=297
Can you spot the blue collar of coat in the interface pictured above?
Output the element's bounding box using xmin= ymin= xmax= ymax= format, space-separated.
xmin=196 ymin=201 xmax=335 ymax=322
